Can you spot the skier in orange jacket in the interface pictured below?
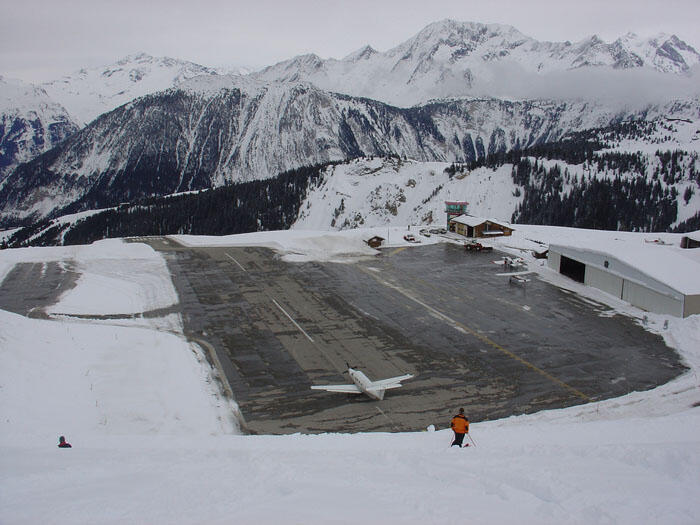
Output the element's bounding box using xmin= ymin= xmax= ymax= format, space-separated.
xmin=450 ymin=408 xmax=470 ymax=447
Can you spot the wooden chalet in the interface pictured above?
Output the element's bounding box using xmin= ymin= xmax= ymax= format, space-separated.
xmin=449 ymin=215 xmax=514 ymax=238
xmin=365 ymin=236 xmax=385 ymax=248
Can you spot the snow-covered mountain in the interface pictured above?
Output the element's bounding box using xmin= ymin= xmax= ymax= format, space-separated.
xmin=41 ymin=53 xmax=224 ymax=125
xmin=0 ymin=76 xmax=79 ymax=181
xmin=1 ymin=55 xmax=231 ymax=177
xmin=2 ymin=20 xmax=699 ymax=229
xmin=254 ymin=20 xmax=700 ymax=106
xmin=8 ymin=71 xmax=698 ymax=225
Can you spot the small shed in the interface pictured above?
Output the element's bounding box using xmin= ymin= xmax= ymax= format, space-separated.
xmin=365 ymin=236 xmax=385 ymax=248
xmin=449 ymin=215 xmax=514 ymax=238
xmin=681 ymin=231 xmax=700 ymax=249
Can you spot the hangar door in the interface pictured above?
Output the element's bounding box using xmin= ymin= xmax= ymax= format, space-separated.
xmin=559 ymin=255 xmax=585 ymax=283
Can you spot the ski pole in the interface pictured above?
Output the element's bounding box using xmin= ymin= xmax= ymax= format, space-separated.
xmin=467 ymin=433 xmax=477 ymax=447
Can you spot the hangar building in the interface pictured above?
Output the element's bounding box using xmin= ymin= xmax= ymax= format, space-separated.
xmin=548 ymin=241 xmax=700 ymax=318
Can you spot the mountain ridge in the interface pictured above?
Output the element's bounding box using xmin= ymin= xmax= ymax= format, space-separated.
xmin=1 ymin=72 xmax=698 ymax=226
xmin=0 ymin=76 xmax=79 ymax=181
xmin=253 ymin=19 xmax=700 ymax=107
xmin=41 ymin=52 xmax=240 ymax=125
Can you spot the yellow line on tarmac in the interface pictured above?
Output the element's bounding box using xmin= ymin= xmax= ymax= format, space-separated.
xmin=388 ymin=247 xmax=408 ymax=257
xmin=451 ymin=319 xmax=591 ymax=402
xmin=358 ymin=266 xmax=591 ymax=402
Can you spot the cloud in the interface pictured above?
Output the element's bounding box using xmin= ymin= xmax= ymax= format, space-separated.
xmin=470 ymin=61 xmax=700 ymax=107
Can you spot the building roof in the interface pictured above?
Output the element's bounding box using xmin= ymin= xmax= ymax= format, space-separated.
xmin=550 ymin=240 xmax=700 ymax=296
xmin=449 ymin=215 xmax=512 ymax=229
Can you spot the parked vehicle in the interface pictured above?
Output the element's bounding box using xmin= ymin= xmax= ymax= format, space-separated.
xmin=464 ymin=239 xmax=493 ymax=252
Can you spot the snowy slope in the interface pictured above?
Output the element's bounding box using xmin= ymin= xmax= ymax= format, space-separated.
xmin=1 ymin=229 xmax=700 ymax=524
xmin=41 ymin=53 xmax=224 ymax=125
xmin=255 ymin=20 xmax=700 ymax=107
xmin=292 ymin=146 xmax=700 ymax=233
xmin=0 ymin=239 xmax=239 ymax=442
xmin=294 ymin=157 xmax=519 ymax=230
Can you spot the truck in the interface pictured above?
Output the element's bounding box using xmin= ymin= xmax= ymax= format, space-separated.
xmin=464 ymin=239 xmax=493 ymax=252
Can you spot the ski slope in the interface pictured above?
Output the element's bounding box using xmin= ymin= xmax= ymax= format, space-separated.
xmin=1 ymin=229 xmax=699 ymax=524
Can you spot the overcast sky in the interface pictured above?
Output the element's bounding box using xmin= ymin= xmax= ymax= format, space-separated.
xmin=2 ymin=0 xmax=700 ymax=82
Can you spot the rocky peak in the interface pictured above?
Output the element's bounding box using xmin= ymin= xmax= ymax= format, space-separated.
xmin=343 ymin=45 xmax=378 ymax=62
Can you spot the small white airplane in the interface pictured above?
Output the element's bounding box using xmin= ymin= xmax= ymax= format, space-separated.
xmin=311 ymin=366 xmax=415 ymax=401
xmin=494 ymin=256 xmax=526 ymax=269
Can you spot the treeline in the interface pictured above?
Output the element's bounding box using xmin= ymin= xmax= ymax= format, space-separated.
xmin=462 ymin=119 xmax=698 ymax=173
xmin=466 ymin=134 xmax=603 ymax=170
xmin=4 ymin=116 xmax=699 ymax=247
xmin=673 ymin=211 xmax=700 ymax=232
xmin=3 ymin=163 xmax=328 ymax=248
xmin=64 ymin=164 xmax=326 ymax=245
xmin=510 ymin=157 xmax=682 ymax=231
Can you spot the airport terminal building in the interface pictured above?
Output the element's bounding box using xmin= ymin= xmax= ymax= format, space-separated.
xmin=548 ymin=241 xmax=700 ymax=318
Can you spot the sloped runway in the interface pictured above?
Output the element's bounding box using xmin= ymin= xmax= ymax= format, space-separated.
xmin=137 ymin=238 xmax=685 ymax=434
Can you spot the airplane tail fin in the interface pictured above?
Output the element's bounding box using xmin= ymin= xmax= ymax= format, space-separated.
xmin=366 ymin=387 xmax=385 ymax=401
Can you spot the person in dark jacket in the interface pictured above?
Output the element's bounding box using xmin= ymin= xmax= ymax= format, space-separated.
xmin=57 ymin=436 xmax=72 ymax=448
xmin=450 ymin=408 xmax=470 ymax=447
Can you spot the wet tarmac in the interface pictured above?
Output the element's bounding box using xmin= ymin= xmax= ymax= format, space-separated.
xmin=0 ymin=261 xmax=79 ymax=318
xmin=0 ymin=238 xmax=685 ymax=434
xmin=141 ymin=238 xmax=685 ymax=434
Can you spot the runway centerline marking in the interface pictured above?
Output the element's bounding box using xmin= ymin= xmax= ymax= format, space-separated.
xmin=358 ymin=266 xmax=591 ymax=402
xmin=272 ymin=298 xmax=315 ymax=343
xmin=225 ymin=248 xmax=343 ymax=371
xmin=376 ymin=406 xmax=399 ymax=431
xmin=225 ymin=253 xmax=247 ymax=272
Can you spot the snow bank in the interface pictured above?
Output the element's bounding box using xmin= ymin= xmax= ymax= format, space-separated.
xmin=0 ymin=239 xmax=156 ymax=280
xmin=174 ymin=226 xmax=441 ymax=262
xmin=0 ymin=309 xmax=234 ymax=442
xmin=0 ymin=238 xmax=238 ymax=446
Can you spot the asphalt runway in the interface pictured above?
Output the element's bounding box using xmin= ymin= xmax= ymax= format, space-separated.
xmin=138 ymin=238 xmax=685 ymax=434
xmin=0 ymin=261 xmax=79 ymax=318
xmin=0 ymin=238 xmax=684 ymax=434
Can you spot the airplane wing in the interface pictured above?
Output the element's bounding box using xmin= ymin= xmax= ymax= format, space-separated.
xmin=310 ymin=384 xmax=362 ymax=394
xmin=370 ymin=374 xmax=415 ymax=390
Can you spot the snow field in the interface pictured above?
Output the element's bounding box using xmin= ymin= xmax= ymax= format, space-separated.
xmin=3 ymin=411 xmax=699 ymax=524
xmin=293 ymin=157 xmax=520 ymax=232
xmin=0 ymin=309 xmax=234 ymax=441
xmin=0 ymin=239 xmax=238 ymax=445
